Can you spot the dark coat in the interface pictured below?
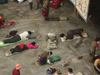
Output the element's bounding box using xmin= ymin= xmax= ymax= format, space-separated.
xmin=66 ymin=29 xmax=82 ymax=40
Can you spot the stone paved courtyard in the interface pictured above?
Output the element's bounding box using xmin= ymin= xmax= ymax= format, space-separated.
xmin=0 ymin=0 xmax=100 ymax=75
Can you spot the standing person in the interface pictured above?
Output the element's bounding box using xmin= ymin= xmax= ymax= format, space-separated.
xmin=28 ymin=0 xmax=33 ymax=10
xmin=35 ymin=0 xmax=43 ymax=10
xmin=0 ymin=16 xmax=4 ymax=28
xmin=12 ymin=64 xmax=22 ymax=75
xmin=89 ymin=38 xmax=100 ymax=63
xmin=42 ymin=0 xmax=50 ymax=20
xmin=63 ymin=68 xmax=74 ymax=75
xmin=94 ymin=59 xmax=100 ymax=74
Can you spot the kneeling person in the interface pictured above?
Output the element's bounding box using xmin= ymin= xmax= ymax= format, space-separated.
xmin=38 ymin=51 xmax=54 ymax=65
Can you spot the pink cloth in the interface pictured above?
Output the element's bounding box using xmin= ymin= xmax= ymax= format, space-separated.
xmin=26 ymin=42 xmax=38 ymax=49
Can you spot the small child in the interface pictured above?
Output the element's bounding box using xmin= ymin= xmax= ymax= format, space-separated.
xmin=63 ymin=68 xmax=74 ymax=75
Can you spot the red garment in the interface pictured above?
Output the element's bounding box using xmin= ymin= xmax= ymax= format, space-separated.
xmin=0 ymin=18 xmax=4 ymax=26
xmin=95 ymin=43 xmax=98 ymax=48
xmin=5 ymin=22 xmax=15 ymax=27
xmin=49 ymin=0 xmax=60 ymax=9
xmin=52 ymin=0 xmax=60 ymax=3
xmin=78 ymin=32 xmax=83 ymax=37
xmin=19 ymin=44 xmax=25 ymax=49
xmin=42 ymin=11 xmax=49 ymax=18
xmin=12 ymin=68 xmax=20 ymax=75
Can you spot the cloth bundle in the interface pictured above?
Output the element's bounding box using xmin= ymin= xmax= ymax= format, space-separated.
xmin=46 ymin=33 xmax=57 ymax=50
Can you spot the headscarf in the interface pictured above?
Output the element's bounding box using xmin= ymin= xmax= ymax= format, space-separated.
xmin=16 ymin=64 xmax=22 ymax=70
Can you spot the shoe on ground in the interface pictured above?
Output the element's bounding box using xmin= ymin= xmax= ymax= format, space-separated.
xmin=77 ymin=56 xmax=83 ymax=60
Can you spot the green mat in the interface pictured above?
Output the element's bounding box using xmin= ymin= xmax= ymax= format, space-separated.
xmin=0 ymin=38 xmax=28 ymax=47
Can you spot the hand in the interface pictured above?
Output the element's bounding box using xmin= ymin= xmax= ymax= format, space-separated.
xmin=99 ymin=70 xmax=100 ymax=72
xmin=50 ymin=63 xmax=54 ymax=65
xmin=82 ymin=37 xmax=86 ymax=39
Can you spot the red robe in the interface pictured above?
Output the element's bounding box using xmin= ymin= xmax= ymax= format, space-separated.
xmin=12 ymin=68 xmax=20 ymax=75
xmin=0 ymin=17 xmax=4 ymax=26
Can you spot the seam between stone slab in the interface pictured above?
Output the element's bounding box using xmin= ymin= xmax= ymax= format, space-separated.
xmin=68 ymin=42 xmax=95 ymax=75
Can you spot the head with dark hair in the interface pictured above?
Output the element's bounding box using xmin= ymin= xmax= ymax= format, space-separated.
xmin=31 ymin=42 xmax=36 ymax=46
xmin=60 ymin=33 xmax=65 ymax=37
xmin=28 ymin=31 xmax=32 ymax=35
xmin=95 ymin=38 xmax=100 ymax=42
xmin=68 ymin=68 xmax=73 ymax=73
xmin=48 ymin=51 xmax=53 ymax=55
xmin=79 ymin=29 xmax=84 ymax=32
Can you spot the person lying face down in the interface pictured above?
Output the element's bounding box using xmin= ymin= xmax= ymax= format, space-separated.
xmin=6 ymin=42 xmax=39 ymax=55
xmin=38 ymin=51 xmax=54 ymax=65
xmin=60 ymin=29 xmax=84 ymax=41
xmin=3 ymin=31 xmax=40 ymax=44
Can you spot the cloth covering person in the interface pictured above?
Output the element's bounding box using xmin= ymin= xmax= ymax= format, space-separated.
xmin=89 ymin=38 xmax=100 ymax=63
xmin=38 ymin=51 xmax=54 ymax=65
xmin=36 ymin=0 xmax=43 ymax=10
xmin=6 ymin=42 xmax=39 ymax=55
xmin=94 ymin=59 xmax=100 ymax=74
xmin=12 ymin=64 xmax=22 ymax=75
xmin=3 ymin=31 xmax=39 ymax=44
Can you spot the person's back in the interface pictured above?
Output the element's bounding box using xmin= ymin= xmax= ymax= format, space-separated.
xmin=90 ymin=41 xmax=96 ymax=51
xmin=41 ymin=51 xmax=49 ymax=59
xmin=72 ymin=29 xmax=81 ymax=35
xmin=19 ymin=31 xmax=28 ymax=40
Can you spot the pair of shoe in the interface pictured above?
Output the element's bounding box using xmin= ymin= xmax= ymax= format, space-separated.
xmin=77 ymin=56 xmax=83 ymax=60
xmin=5 ymin=52 xmax=13 ymax=56
xmin=62 ymin=61 xmax=69 ymax=67
xmin=37 ymin=35 xmax=40 ymax=38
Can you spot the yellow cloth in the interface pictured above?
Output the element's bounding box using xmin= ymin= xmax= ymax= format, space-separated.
xmin=94 ymin=59 xmax=100 ymax=66
xmin=0 ymin=16 xmax=2 ymax=19
xmin=43 ymin=0 xmax=49 ymax=9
